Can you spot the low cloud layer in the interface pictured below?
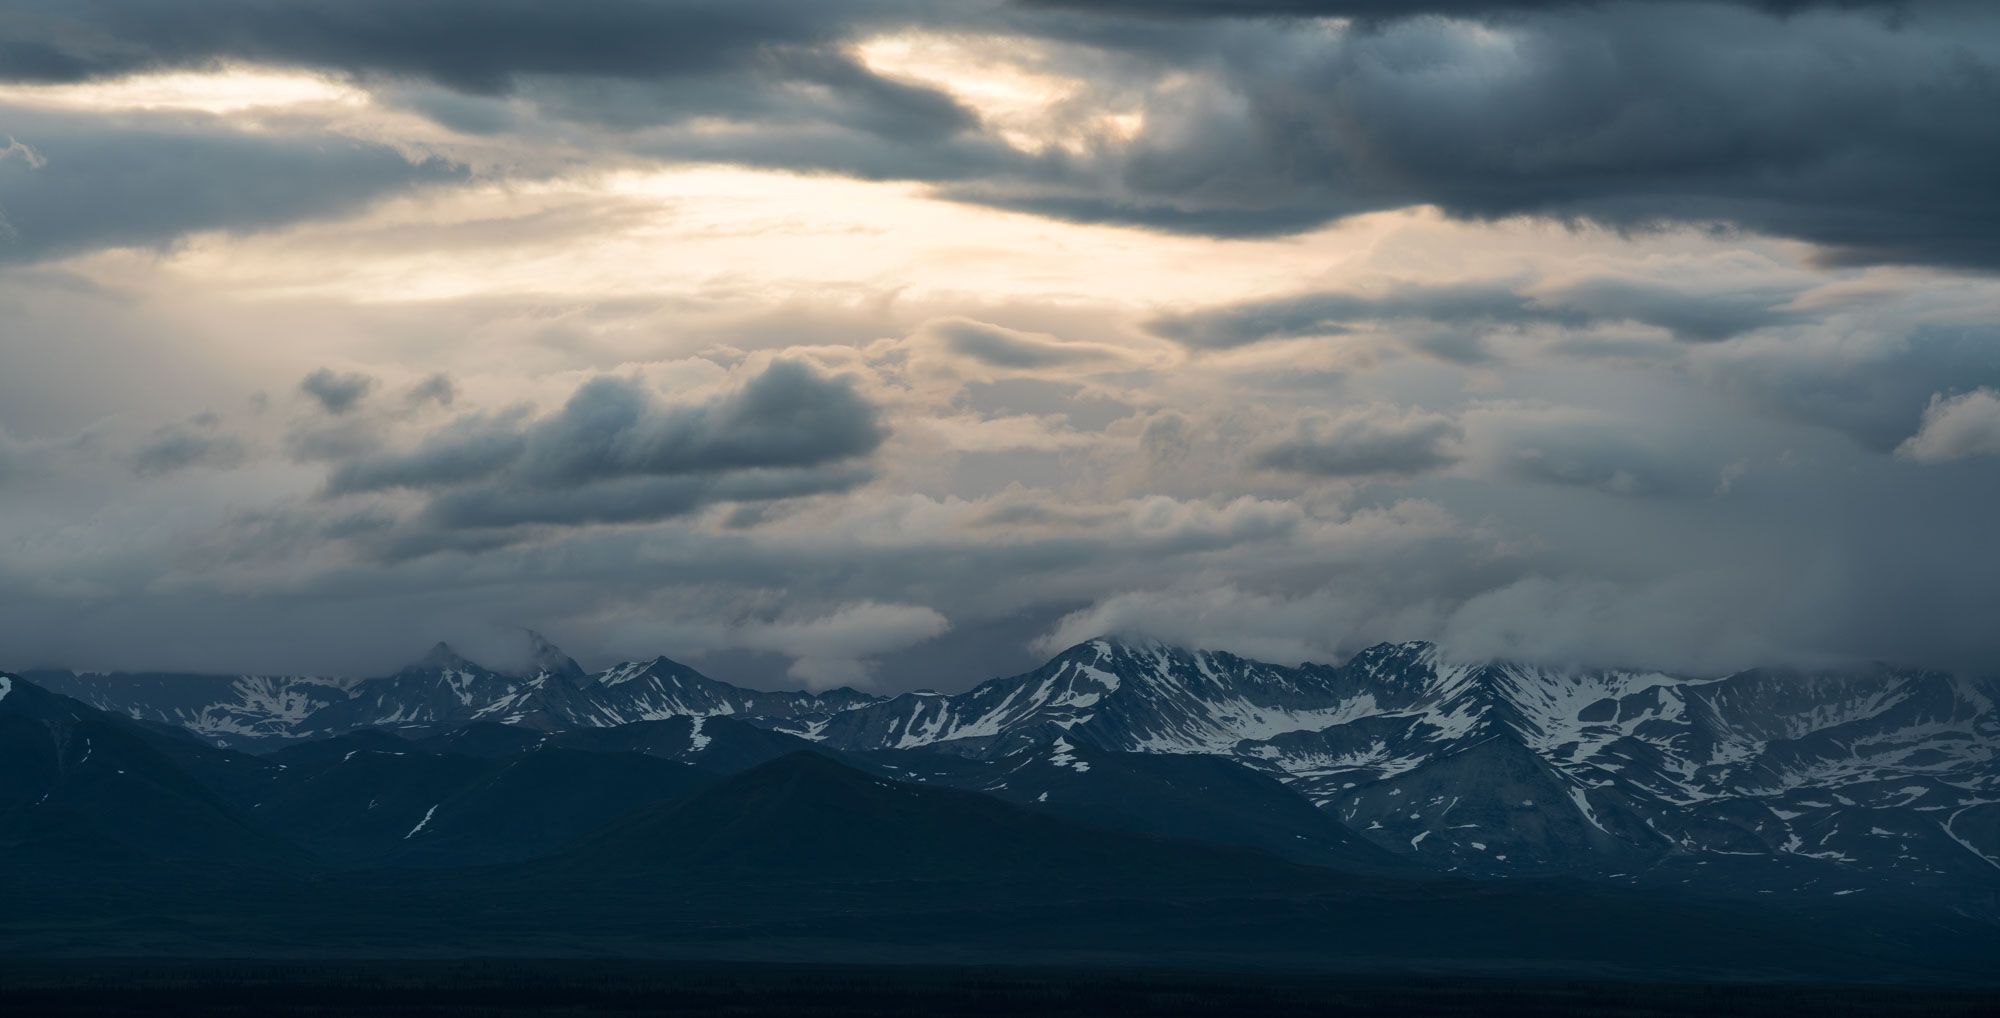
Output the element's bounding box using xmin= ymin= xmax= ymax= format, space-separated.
xmin=735 ymin=602 xmax=953 ymax=688
xmin=1256 ymin=406 xmax=1463 ymax=478
xmin=1149 ymin=277 xmax=1806 ymax=350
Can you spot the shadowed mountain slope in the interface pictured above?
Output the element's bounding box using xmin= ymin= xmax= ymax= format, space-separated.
xmin=852 ymin=736 xmax=1411 ymax=873
xmin=554 ymin=750 xmax=1326 ymax=890
xmin=0 ymin=675 xmax=305 ymax=869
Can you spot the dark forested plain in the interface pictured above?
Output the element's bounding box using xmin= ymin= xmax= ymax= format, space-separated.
xmin=2 ymin=961 xmax=1998 ymax=1018
xmin=5 ymin=752 xmax=1998 ymax=983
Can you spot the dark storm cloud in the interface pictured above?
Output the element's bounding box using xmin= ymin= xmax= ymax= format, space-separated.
xmin=989 ymin=3 xmax=2000 ymax=271
xmin=934 ymin=319 xmax=1127 ymax=370
xmin=479 ymin=44 xmax=978 ymax=138
xmin=506 ymin=362 xmax=884 ymax=487
xmin=1150 ymin=283 xmax=1523 ymax=348
xmin=767 ymin=46 xmax=979 ymax=143
xmin=128 ymin=425 xmax=247 ymax=476
xmin=1016 ymin=1 xmax=1898 ymax=19
xmin=0 ymin=0 xmax=977 ymax=142
xmin=0 ymin=2 xmax=983 ymax=264
xmin=0 ymin=0 xmax=916 ymax=91
xmin=0 ymin=106 xmax=463 ymax=265
xmin=406 ymin=374 xmax=457 ymax=408
xmin=300 ymin=368 xmax=377 ymax=415
xmin=1148 ymin=278 xmax=1804 ymax=349
xmin=1255 ymin=406 xmax=1462 ymax=477
xmin=1541 ymin=278 xmax=1804 ymax=343
xmin=322 ymin=413 xmax=527 ymax=496
xmin=285 ymin=418 xmax=383 ymax=464
xmin=417 ymin=464 xmax=874 ymax=532
xmin=10 ymin=2 xmax=1994 ymax=271
xmin=324 ymin=360 xmax=886 ymax=541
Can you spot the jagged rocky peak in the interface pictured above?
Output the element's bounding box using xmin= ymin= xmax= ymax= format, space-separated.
xmin=1046 ymin=634 xmax=1131 ymax=666
xmin=1043 ymin=634 xmax=1225 ymax=675
xmin=595 ymin=653 xmax=711 ymax=687
xmin=1348 ymin=639 xmax=1439 ymax=664
xmin=1078 ymin=633 xmax=1441 ymax=675
xmin=402 ymin=631 xmax=587 ymax=684
xmin=1335 ymin=640 xmax=1442 ymax=680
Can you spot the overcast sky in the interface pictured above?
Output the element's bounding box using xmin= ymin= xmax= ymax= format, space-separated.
xmin=2 ymin=0 xmax=1998 ymax=690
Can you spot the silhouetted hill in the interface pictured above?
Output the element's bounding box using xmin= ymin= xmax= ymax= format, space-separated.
xmin=253 ymin=739 xmax=715 ymax=867
xmin=555 ymin=751 xmax=1325 ymax=890
xmin=855 ymin=737 xmax=1411 ymax=873
xmin=0 ymin=675 xmax=304 ymax=869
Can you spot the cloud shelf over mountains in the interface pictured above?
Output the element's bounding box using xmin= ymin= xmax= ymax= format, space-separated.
xmin=0 ymin=0 xmax=1997 ymax=688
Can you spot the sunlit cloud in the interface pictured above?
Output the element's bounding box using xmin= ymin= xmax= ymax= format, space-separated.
xmin=0 ymin=66 xmax=367 ymax=114
xmin=112 ymin=165 xmax=1415 ymax=308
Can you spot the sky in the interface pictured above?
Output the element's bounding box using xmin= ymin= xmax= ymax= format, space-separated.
xmin=2 ymin=0 xmax=1998 ymax=691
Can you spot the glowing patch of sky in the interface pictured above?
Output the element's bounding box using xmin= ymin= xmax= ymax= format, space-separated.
xmin=0 ymin=67 xmax=366 ymax=114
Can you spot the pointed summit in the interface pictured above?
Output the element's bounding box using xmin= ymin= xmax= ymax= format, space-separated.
xmin=522 ymin=629 xmax=587 ymax=685
xmin=409 ymin=641 xmax=479 ymax=673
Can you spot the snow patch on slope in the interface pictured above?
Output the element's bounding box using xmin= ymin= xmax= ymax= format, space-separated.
xmin=404 ymin=804 xmax=438 ymax=840
xmin=1049 ymin=737 xmax=1090 ymax=772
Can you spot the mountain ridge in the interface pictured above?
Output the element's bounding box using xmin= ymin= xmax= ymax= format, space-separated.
xmin=4 ymin=683 xmax=1997 ymax=983
xmin=14 ymin=634 xmax=2000 ymax=914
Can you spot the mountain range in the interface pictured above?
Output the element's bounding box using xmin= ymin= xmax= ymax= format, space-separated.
xmin=7 ymin=635 xmax=2000 ymax=976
